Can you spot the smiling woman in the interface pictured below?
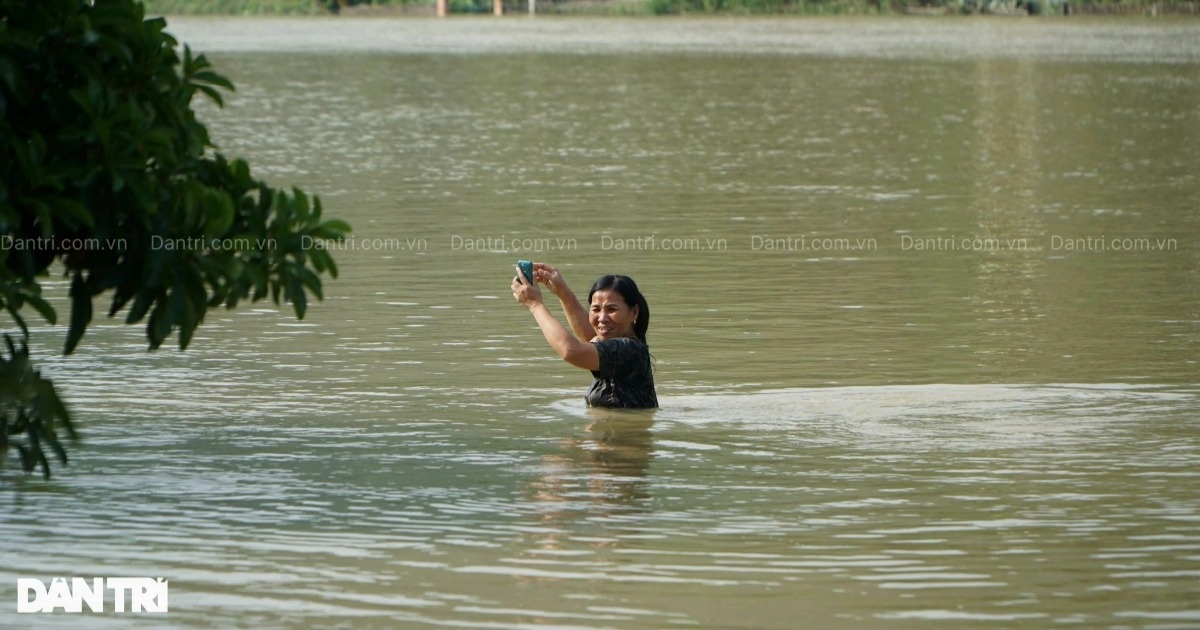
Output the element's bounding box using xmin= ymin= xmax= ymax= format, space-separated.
xmin=512 ymin=264 xmax=658 ymax=409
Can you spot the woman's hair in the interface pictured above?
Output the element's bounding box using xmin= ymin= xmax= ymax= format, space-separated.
xmin=588 ymin=275 xmax=650 ymax=343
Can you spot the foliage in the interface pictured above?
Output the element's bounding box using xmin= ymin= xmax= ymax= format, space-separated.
xmin=136 ymin=0 xmax=423 ymax=15
xmin=0 ymin=337 xmax=75 ymax=479
xmin=448 ymin=0 xmax=494 ymax=12
xmin=137 ymin=0 xmax=326 ymax=15
xmin=0 ymin=0 xmax=349 ymax=477
xmin=646 ymin=0 xmax=887 ymax=13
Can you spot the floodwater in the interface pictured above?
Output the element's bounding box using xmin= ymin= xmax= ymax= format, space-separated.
xmin=3 ymin=16 xmax=1199 ymax=629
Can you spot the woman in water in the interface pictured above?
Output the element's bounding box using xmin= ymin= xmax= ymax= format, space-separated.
xmin=511 ymin=263 xmax=657 ymax=409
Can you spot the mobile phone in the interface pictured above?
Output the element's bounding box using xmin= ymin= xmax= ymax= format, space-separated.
xmin=516 ymin=260 xmax=534 ymax=283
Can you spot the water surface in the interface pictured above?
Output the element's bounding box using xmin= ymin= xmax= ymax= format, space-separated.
xmin=2 ymin=17 xmax=1198 ymax=629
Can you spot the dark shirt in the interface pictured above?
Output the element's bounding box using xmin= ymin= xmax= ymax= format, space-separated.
xmin=586 ymin=337 xmax=658 ymax=409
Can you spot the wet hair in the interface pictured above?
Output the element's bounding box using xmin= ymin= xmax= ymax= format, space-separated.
xmin=588 ymin=275 xmax=650 ymax=343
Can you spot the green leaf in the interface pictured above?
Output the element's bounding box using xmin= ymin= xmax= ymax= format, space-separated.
xmin=14 ymin=443 xmax=33 ymax=474
xmin=50 ymin=196 xmax=95 ymax=229
xmin=231 ymin=159 xmax=251 ymax=189
xmin=195 ymin=85 xmax=224 ymax=108
xmin=176 ymin=265 xmax=208 ymax=350
xmin=203 ymin=190 xmax=235 ymax=238
xmin=147 ymin=300 xmax=170 ymax=350
xmin=64 ymin=272 xmax=93 ymax=356
xmin=322 ymin=250 xmax=339 ymax=279
xmin=125 ymin=289 xmax=155 ymax=325
xmin=38 ymin=380 xmax=77 ymax=442
xmin=48 ymin=436 xmax=69 ymax=466
xmin=294 ymin=264 xmax=323 ymax=301
xmin=315 ymin=219 xmax=352 ymax=239
xmin=289 ymin=276 xmax=307 ymax=320
xmin=4 ymin=302 xmax=29 ymax=338
xmin=168 ymin=275 xmax=188 ymax=340
xmin=246 ymin=264 xmax=267 ymax=302
xmin=191 ymin=70 xmax=235 ymax=92
xmin=24 ymin=292 xmax=57 ymax=326
xmin=292 ymin=187 xmax=310 ymax=221
xmin=32 ymin=199 xmax=53 ymax=239
xmin=309 ymin=247 xmax=329 ymax=274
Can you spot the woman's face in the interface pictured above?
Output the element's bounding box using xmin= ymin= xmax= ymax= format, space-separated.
xmin=590 ymin=289 xmax=638 ymax=341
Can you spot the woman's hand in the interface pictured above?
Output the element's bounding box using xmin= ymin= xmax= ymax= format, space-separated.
xmin=534 ymin=262 xmax=571 ymax=299
xmin=512 ymin=265 xmax=544 ymax=309
xmin=535 ymin=262 xmax=594 ymax=342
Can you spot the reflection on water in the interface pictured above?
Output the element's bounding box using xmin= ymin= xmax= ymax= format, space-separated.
xmin=533 ymin=412 xmax=656 ymax=511
xmin=3 ymin=17 xmax=1199 ymax=629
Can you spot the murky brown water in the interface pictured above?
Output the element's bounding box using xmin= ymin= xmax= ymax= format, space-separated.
xmin=3 ymin=16 xmax=1198 ymax=628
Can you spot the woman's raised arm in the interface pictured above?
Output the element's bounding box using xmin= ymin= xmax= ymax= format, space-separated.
xmin=512 ymin=269 xmax=600 ymax=371
xmin=535 ymin=263 xmax=595 ymax=342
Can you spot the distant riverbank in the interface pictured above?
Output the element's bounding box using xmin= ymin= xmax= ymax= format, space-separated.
xmin=161 ymin=15 xmax=1200 ymax=63
xmin=139 ymin=0 xmax=1200 ymax=16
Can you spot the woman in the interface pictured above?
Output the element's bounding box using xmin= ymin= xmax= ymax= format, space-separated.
xmin=511 ymin=263 xmax=658 ymax=409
